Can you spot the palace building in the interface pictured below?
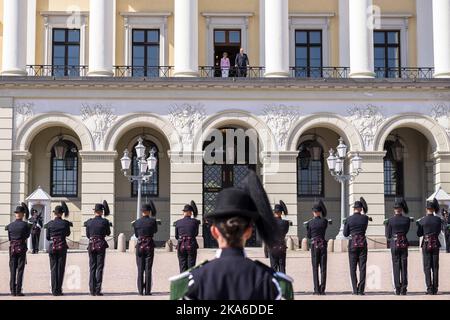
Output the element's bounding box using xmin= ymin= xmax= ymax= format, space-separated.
xmin=0 ymin=0 xmax=449 ymax=250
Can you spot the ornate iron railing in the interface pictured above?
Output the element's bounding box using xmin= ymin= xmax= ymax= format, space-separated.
xmin=26 ymin=65 xmax=88 ymax=77
xmin=199 ymin=66 xmax=265 ymax=78
xmin=374 ymin=67 xmax=434 ymax=79
xmin=289 ymin=66 xmax=350 ymax=78
xmin=114 ymin=66 xmax=173 ymax=78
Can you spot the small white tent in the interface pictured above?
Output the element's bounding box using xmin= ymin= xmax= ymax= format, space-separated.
xmin=26 ymin=186 xmax=52 ymax=252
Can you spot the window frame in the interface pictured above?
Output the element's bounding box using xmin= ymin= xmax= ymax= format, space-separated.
xmin=51 ymin=28 xmax=81 ymax=76
xmin=131 ymin=28 xmax=161 ymax=77
xmin=297 ymin=140 xmax=325 ymax=197
xmin=374 ymin=30 xmax=401 ymax=78
xmin=383 ymin=140 xmax=405 ymax=197
xmin=50 ymin=140 xmax=79 ymax=198
xmin=294 ymin=30 xmax=323 ymax=77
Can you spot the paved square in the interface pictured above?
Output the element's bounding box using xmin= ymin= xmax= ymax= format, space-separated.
xmin=0 ymin=248 xmax=449 ymax=300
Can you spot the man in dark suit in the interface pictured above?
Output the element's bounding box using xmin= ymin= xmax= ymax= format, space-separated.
xmin=235 ymin=48 xmax=250 ymax=77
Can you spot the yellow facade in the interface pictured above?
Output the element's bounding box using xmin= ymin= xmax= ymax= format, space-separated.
xmin=0 ymin=0 xmax=424 ymax=69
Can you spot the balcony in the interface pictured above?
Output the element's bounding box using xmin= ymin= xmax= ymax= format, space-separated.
xmin=24 ymin=65 xmax=436 ymax=80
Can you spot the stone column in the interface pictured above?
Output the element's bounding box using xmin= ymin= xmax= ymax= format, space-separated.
xmin=348 ymin=0 xmax=375 ymax=78
xmin=338 ymin=0 xmax=350 ymax=67
xmin=264 ymin=0 xmax=289 ymax=77
xmin=432 ymin=0 xmax=450 ymax=78
xmin=262 ymin=152 xmax=299 ymax=247
xmin=416 ymin=0 xmax=434 ymax=68
xmin=169 ymin=151 xmax=203 ymax=246
xmin=1 ymin=0 xmax=28 ymax=76
xmin=0 ymin=99 xmax=14 ymax=249
xmin=173 ymin=0 xmax=199 ymax=77
xmin=88 ymin=0 xmax=115 ymax=77
xmin=79 ymin=151 xmax=116 ymax=248
xmin=433 ymin=152 xmax=450 ymax=192
xmin=348 ymin=151 xmax=386 ymax=249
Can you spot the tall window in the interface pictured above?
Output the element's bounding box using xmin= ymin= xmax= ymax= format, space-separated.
xmin=294 ymin=30 xmax=323 ymax=77
xmin=51 ymin=140 xmax=78 ymax=197
xmin=297 ymin=140 xmax=324 ymax=196
xmin=374 ymin=30 xmax=401 ymax=78
xmin=131 ymin=140 xmax=159 ymax=197
xmin=384 ymin=140 xmax=404 ymax=196
xmin=52 ymin=28 xmax=80 ymax=76
xmin=132 ymin=29 xmax=160 ymax=77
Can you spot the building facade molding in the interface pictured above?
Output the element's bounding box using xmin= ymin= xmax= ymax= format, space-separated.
xmin=262 ymin=105 xmax=302 ymax=149
xmin=80 ymin=102 xmax=118 ymax=147
xmin=347 ymin=104 xmax=385 ymax=150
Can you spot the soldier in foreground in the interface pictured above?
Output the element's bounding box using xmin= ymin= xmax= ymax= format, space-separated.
xmin=344 ymin=197 xmax=370 ymax=295
xmin=45 ymin=202 xmax=72 ymax=296
xmin=174 ymin=201 xmax=200 ymax=272
xmin=132 ymin=201 xmax=158 ymax=296
xmin=305 ymin=200 xmax=330 ymax=295
xmin=84 ymin=201 xmax=111 ymax=296
xmin=29 ymin=208 xmax=43 ymax=254
xmin=443 ymin=209 xmax=450 ymax=253
xmin=385 ymin=199 xmax=413 ymax=295
xmin=170 ymin=171 xmax=293 ymax=300
xmin=417 ymin=198 xmax=442 ymax=295
xmin=268 ymin=200 xmax=290 ymax=273
xmin=6 ymin=203 xmax=31 ymax=296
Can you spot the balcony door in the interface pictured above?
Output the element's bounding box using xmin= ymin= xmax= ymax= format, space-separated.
xmin=213 ymin=29 xmax=241 ymax=77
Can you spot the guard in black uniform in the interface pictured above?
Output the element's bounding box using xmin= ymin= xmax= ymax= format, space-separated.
xmin=417 ymin=198 xmax=442 ymax=295
xmin=45 ymin=202 xmax=72 ymax=296
xmin=132 ymin=201 xmax=158 ymax=295
xmin=305 ymin=200 xmax=330 ymax=295
xmin=6 ymin=203 xmax=31 ymax=296
xmin=384 ymin=199 xmax=413 ymax=295
xmin=443 ymin=209 xmax=450 ymax=253
xmin=29 ymin=208 xmax=43 ymax=254
xmin=268 ymin=200 xmax=290 ymax=273
xmin=84 ymin=201 xmax=111 ymax=296
xmin=344 ymin=197 xmax=370 ymax=295
xmin=174 ymin=201 xmax=200 ymax=273
xmin=170 ymin=171 xmax=293 ymax=300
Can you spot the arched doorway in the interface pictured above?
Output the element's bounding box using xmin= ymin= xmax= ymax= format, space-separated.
xmin=202 ymin=127 xmax=260 ymax=248
xmin=114 ymin=127 xmax=171 ymax=246
xmin=383 ymin=128 xmax=433 ymax=245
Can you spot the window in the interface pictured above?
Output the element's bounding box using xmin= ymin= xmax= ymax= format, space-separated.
xmin=131 ymin=140 xmax=159 ymax=197
xmin=384 ymin=140 xmax=404 ymax=196
xmin=297 ymin=140 xmax=324 ymax=196
xmin=52 ymin=28 xmax=80 ymax=76
xmin=51 ymin=140 xmax=78 ymax=197
xmin=374 ymin=30 xmax=401 ymax=78
xmin=294 ymin=30 xmax=323 ymax=77
xmin=132 ymin=29 xmax=160 ymax=77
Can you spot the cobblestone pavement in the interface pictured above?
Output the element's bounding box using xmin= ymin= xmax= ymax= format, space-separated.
xmin=0 ymin=248 xmax=449 ymax=300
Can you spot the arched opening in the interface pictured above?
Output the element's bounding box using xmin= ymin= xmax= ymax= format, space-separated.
xmin=114 ymin=127 xmax=171 ymax=246
xmin=202 ymin=126 xmax=260 ymax=248
xmin=296 ymin=128 xmax=342 ymax=240
xmin=383 ymin=128 xmax=434 ymax=245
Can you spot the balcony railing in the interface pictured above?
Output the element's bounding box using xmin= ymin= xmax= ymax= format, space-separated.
xmin=27 ymin=65 xmax=88 ymax=77
xmin=24 ymin=65 xmax=436 ymax=80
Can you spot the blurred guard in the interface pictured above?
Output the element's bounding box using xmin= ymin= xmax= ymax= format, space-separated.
xmin=45 ymin=201 xmax=72 ymax=296
xmin=170 ymin=171 xmax=293 ymax=300
xmin=6 ymin=203 xmax=31 ymax=296
xmin=269 ymin=200 xmax=290 ymax=273
xmin=305 ymin=200 xmax=330 ymax=295
xmin=344 ymin=197 xmax=370 ymax=295
xmin=84 ymin=200 xmax=112 ymax=296
xmin=132 ymin=201 xmax=158 ymax=295
xmin=417 ymin=198 xmax=442 ymax=295
xmin=29 ymin=208 xmax=43 ymax=254
xmin=384 ymin=199 xmax=413 ymax=295
xmin=174 ymin=201 xmax=200 ymax=272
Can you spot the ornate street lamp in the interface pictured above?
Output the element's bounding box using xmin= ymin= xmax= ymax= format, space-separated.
xmin=53 ymin=137 xmax=68 ymax=160
xmin=298 ymin=145 xmax=312 ymax=170
xmin=120 ymin=137 xmax=158 ymax=239
xmin=326 ymin=137 xmax=363 ymax=239
xmin=391 ymin=136 xmax=404 ymax=162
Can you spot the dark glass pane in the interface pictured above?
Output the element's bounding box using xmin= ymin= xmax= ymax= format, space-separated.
xmin=297 ymin=141 xmax=323 ymax=196
xmin=132 ymin=46 xmax=145 ymax=66
xmin=133 ymin=30 xmax=145 ymax=43
xmin=310 ymin=31 xmax=321 ymax=44
xmin=374 ymin=47 xmax=385 ymax=60
xmin=51 ymin=140 xmax=78 ymax=197
xmin=53 ymin=45 xmax=65 ymax=60
xmin=295 ymin=47 xmax=307 ymax=63
xmin=214 ymin=30 xmax=226 ymax=43
xmin=295 ymin=31 xmax=307 ymax=44
xmin=53 ymin=29 xmax=66 ymax=42
xmin=229 ymin=31 xmax=241 ymax=43
xmin=147 ymin=46 xmax=159 ymax=66
xmin=67 ymin=45 xmax=80 ymax=64
xmin=387 ymin=31 xmax=399 ymax=44
xmin=310 ymin=47 xmax=322 ymax=61
xmin=388 ymin=47 xmax=399 ymax=60
xmin=68 ymin=29 xmax=80 ymax=42
xmin=374 ymin=31 xmax=385 ymax=44
xmin=147 ymin=30 xmax=159 ymax=43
